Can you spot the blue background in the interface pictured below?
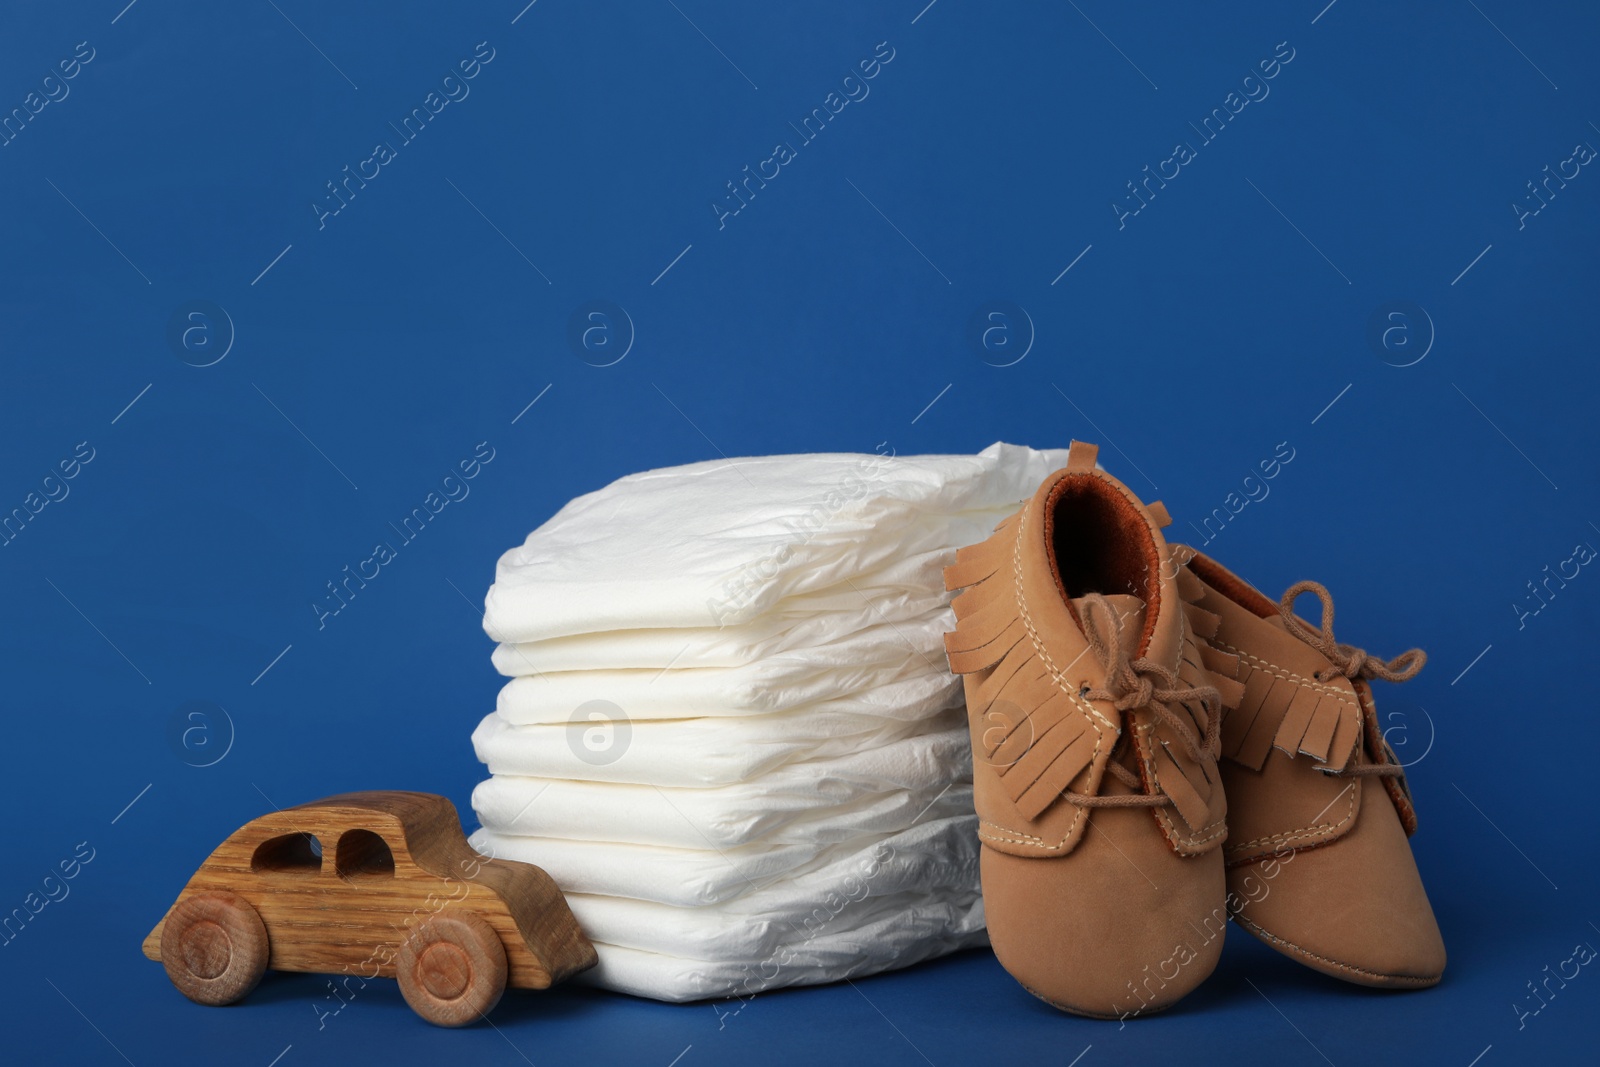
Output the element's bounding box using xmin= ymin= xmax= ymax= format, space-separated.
xmin=2 ymin=1 xmax=1596 ymax=1064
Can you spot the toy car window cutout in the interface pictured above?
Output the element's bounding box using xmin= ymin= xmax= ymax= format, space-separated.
xmin=251 ymin=832 xmax=323 ymax=873
xmin=147 ymin=791 xmax=598 ymax=1026
xmin=336 ymin=828 xmax=395 ymax=879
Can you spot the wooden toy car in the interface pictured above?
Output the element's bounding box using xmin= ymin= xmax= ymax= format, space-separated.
xmin=143 ymin=790 xmax=596 ymax=1026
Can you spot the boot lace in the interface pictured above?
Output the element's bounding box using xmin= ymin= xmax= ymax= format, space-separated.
xmin=1277 ymin=580 xmax=1425 ymax=779
xmin=1061 ymin=593 xmax=1222 ymax=808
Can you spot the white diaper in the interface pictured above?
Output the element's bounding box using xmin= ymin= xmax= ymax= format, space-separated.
xmin=468 ymin=442 xmax=1070 ymax=1000
xmin=489 ymin=587 xmax=937 ymax=673
xmin=472 ymin=724 xmax=971 ymax=849
xmin=472 ymin=700 xmax=965 ymax=787
xmin=558 ymin=818 xmax=988 ymax=1002
xmin=492 ymin=608 xmax=950 ymax=723
xmin=482 ymin=443 xmax=1069 ymax=642
xmin=472 ymin=810 xmax=979 ymax=908
xmin=573 ymin=897 xmax=988 ymax=1003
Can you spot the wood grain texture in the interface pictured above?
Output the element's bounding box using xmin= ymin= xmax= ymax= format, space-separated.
xmin=160 ymin=890 xmax=270 ymax=1005
xmin=396 ymin=909 xmax=508 ymax=1027
xmin=144 ymin=791 xmax=596 ymax=993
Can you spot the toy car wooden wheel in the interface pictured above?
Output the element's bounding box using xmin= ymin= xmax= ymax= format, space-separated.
xmin=159 ymin=890 xmax=270 ymax=1006
xmin=144 ymin=792 xmax=597 ymax=1019
xmin=396 ymin=908 xmax=508 ymax=1026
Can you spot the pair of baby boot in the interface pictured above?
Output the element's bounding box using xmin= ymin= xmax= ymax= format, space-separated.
xmin=943 ymin=442 xmax=1445 ymax=1019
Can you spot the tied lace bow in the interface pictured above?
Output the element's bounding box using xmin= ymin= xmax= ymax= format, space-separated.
xmin=1277 ymin=580 xmax=1425 ymax=779
xmin=1063 ymin=594 xmax=1222 ymax=809
xmin=1278 ymin=581 xmax=1426 ymax=684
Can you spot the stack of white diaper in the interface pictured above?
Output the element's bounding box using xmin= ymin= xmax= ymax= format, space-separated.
xmin=469 ymin=442 xmax=1070 ymax=1001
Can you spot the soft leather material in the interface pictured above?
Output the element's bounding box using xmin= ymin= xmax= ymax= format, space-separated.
xmin=1177 ymin=547 xmax=1446 ymax=988
xmin=1176 ymin=546 xmax=1366 ymax=866
xmin=982 ymin=807 xmax=1226 ymax=1018
xmin=1229 ymin=776 xmax=1446 ymax=987
xmin=944 ymin=443 xmax=1233 ymax=1017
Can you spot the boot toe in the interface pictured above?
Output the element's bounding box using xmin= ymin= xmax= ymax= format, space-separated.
xmin=1229 ymin=777 xmax=1445 ymax=988
xmin=982 ymin=806 xmax=1227 ymax=1019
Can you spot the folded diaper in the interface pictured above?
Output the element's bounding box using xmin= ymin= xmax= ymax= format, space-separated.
xmin=492 ymin=608 xmax=949 ymax=723
xmin=569 ymin=889 xmax=982 ymax=965
xmin=472 ymin=724 xmax=971 ymax=848
xmin=472 ymin=700 xmax=965 ymax=787
xmin=468 ymin=442 xmax=1071 ymax=1000
xmin=489 ymin=587 xmax=937 ymax=674
xmin=556 ymin=816 xmax=988 ymax=1000
xmin=573 ymin=895 xmax=989 ymax=1002
xmin=473 ymin=809 xmax=977 ymax=907
xmin=482 ymin=443 xmax=1070 ymax=642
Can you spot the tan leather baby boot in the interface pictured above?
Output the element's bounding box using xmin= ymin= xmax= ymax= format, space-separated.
xmin=1173 ymin=544 xmax=1446 ymax=988
xmin=943 ymin=442 xmax=1237 ymax=1020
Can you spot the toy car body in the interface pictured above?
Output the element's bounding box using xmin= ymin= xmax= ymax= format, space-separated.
xmin=144 ymin=790 xmax=595 ymax=1025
